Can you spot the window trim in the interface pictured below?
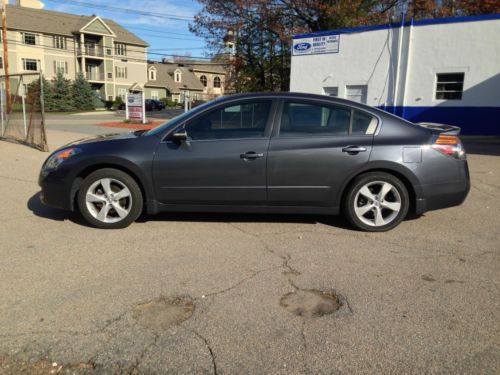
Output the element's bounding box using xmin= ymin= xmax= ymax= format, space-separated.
xmin=200 ymin=75 xmax=208 ymax=87
xmin=271 ymin=98 xmax=379 ymax=139
xmin=22 ymin=32 xmax=37 ymax=45
xmin=213 ymin=76 xmax=221 ymax=88
xmin=162 ymin=98 xmax=279 ymax=143
xmin=22 ymin=58 xmax=39 ymax=71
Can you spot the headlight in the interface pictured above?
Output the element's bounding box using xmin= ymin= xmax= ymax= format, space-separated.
xmin=44 ymin=148 xmax=82 ymax=170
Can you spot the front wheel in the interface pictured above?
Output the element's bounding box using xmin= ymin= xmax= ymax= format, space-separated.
xmin=77 ymin=168 xmax=143 ymax=229
xmin=344 ymin=172 xmax=409 ymax=232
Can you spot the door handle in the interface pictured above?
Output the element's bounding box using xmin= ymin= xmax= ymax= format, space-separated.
xmin=342 ymin=145 xmax=367 ymax=153
xmin=240 ymin=151 xmax=264 ymax=160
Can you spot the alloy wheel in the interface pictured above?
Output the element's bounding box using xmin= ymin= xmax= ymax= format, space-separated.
xmin=353 ymin=181 xmax=402 ymax=227
xmin=85 ymin=178 xmax=133 ymax=223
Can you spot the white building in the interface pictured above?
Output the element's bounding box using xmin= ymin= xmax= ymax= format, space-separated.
xmin=290 ymin=14 xmax=500 ymax=135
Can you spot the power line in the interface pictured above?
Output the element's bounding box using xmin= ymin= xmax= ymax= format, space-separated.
xmin=124 ymin=25 xmax=197 ymax=38
xmin=4 ymin=38 xmax=231 ymax=65
xmin=44 ymin=0 xmax=194 ymax=22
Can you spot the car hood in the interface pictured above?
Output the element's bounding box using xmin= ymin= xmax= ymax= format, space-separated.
xmin=62 ymin=131 xmax=144 ymax=148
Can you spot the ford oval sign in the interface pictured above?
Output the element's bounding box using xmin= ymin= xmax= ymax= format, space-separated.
xmin=294 ymin=42 xmax=311 ymax=51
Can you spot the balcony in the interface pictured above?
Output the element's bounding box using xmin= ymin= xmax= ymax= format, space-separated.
xmin=85 ymin=72 xmax=105 ymax=82
xmin=77 ymin=46 xmax=104 ymax=58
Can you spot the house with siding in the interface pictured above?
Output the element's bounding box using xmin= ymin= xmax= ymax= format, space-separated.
xmin=0 ymin=1 xmax=148 ymax=102
xmin=145 ymin=61 xmax=226 ymax=103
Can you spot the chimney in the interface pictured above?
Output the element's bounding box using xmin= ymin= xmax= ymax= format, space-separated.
xmin=14 ymin=0 xmax=45 ymax=9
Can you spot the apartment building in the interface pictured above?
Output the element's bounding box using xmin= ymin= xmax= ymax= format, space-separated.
xmin=1 ymin=3 xmax=148 ymax=101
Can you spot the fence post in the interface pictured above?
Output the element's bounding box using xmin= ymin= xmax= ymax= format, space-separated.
xmin=0 ymin=86 xmax=4 ymax=137
xmin=22 ymin=95 xmax=27 ymax=138
xmin=39 ymin=72 xmax=48 ymax=151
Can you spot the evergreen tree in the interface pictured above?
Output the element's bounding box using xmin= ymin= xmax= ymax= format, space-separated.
xmin=71 ymin=72 xmax=95 ymax=111
xmin=27 ymin=76 xmax=54 ymax=112
xmin=51 ymin=73 xmax=73 ymax=112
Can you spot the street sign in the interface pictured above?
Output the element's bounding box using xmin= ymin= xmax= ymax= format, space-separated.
xmin=125 ymin=92 xmax=146 ymax=124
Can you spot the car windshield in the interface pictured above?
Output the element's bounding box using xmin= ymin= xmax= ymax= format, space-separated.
xmin=145 ymin=101 xmax=216 ymax=136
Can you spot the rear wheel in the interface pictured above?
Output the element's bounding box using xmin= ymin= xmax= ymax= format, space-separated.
xmin=344 ymin=172 xmax=409 ymax=232
xmin=77 ymin=168 xmax=143 ymax=229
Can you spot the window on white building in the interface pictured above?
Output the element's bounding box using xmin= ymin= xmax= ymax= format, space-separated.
xmin=22 ymin=32 xmax=37 ymax=45
xmin=118 ymin=88 xmax=127 ymax=99
xmin=22 ymin=58 xmax=39 ymax=71
xmin=115 ymin=43 xmax=127 ymax=56
xmin=200 ymin=75 xmax=207 ymax=87
xmin=346 ymin=85 xmax=367 ymax=104
xmin=149 ymin=69 xmax=156 ymax=80
xmin=53 ymin=35 xmax=66 ymax=49
xmin=54 ymin=60 xmax=68 ymax=75
xmin=151 ymin=91 xmax=159 ymax=100
xmin=0 ymin=57 xmax=3 ymax=69
xmin=175 ymin=70 xmax=181 ymax=83
xmin=323 ymin=87 xmax=338 ymax=97
xmin=435 ymin=73 xmax=464 ymax=100
xmin=214 ymin=76 xmax=221 ymax=88
xmin=115 ymin=66 xmax=127 ymax=79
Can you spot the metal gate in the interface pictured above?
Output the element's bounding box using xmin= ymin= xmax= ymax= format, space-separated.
xmin=0 ymin=72 xmax=48 ymax=151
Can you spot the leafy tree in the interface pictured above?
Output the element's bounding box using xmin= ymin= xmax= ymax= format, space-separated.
xmin=71 ymin=72 xmax=95 ymax=111
xmin=51 ymin=73 xmax=74 ymax=112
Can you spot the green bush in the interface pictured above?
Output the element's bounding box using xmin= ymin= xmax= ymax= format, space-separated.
xmin=160 ymin=97 xmax=178 ymax=108
xmin=114 ymin=96 xmax=124 ymax=109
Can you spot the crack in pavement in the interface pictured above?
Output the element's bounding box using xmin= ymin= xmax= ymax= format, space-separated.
xmin=228 ymin=223 xmax=302 ymax=291
xmin=185 ymin=328 xmax=218 ymax=375
xmin=203 ymin=266 xmax=278 ymax=298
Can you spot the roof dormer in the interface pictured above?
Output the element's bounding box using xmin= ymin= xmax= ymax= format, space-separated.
xmin=174 ymin=68 xmax=182 ymax=83
xmin=80 ymin=16 xmax=116 ymax=37
xmin=148 ymin=66 xmax=157 ymax=81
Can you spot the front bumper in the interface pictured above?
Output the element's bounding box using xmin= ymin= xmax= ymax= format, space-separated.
xmin=38 ymin=168 xmax=75 ymax=211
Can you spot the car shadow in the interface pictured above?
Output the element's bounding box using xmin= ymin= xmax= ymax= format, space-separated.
xmin=137 ymin=211 xmax=354 ymax=230
xmin=28 ymin=191 xmax=354 ymax=230
xmin=27 ymin=192 xmax=88 ymax=226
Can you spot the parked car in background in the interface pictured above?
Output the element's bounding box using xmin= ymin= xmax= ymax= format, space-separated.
xmin=39 ymin=93 xmax=469 ymax=231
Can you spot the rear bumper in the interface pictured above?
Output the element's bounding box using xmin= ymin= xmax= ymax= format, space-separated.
xmin=415 ymin=161 xmax=470 ymax=215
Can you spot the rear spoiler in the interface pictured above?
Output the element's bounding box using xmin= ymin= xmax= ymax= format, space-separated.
xmin=417 ymin=122 xmax=461 ymax=135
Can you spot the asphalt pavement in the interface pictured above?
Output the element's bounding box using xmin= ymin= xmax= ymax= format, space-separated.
xmin=0 ymin=130 xmax=498 ymax=374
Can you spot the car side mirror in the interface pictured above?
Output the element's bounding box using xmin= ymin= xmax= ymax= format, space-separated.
xmin=170 ymin=129 xmax=188 ymax=142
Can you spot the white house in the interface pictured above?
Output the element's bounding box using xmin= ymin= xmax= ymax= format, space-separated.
xmin=290 ymin=13 xmax=500 ymax=135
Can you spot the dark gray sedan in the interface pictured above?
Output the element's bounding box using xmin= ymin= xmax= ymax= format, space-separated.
xmin=39 ymin=93 xmax=470 ymax=231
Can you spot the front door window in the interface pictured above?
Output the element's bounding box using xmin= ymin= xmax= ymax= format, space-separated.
xmin=184 ymin=100 xmax=272 ymax=140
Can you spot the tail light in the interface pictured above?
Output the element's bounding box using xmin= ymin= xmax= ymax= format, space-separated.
xmin=432 ymin=135 xmax=466 ymax=160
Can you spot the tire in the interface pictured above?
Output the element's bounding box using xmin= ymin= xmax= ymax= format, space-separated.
xmin=344 ymin=172 xmax=409 ymax=232
xmin=77 ymin=168 xmax=143 ymax=229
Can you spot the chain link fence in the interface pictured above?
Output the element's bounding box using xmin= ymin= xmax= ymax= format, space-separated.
xmin=0 ymin=73 xmax=48 ymax=151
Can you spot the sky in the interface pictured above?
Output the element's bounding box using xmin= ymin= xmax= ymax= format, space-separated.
xmin=40 ymin=0 xmax=208 ymax=61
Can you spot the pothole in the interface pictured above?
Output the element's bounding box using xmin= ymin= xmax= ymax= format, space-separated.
xmin=280 ymin=289 xmax=341 ymax=318
xmin=133 ymin=296 xmax=194 ymax=330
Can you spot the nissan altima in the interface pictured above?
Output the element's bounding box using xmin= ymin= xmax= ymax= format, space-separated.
xmin=39 ymin=93 xmax=470 ymax=231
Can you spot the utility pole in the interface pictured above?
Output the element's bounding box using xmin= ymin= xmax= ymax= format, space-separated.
xmin=1 ymin=0 xmax=11 ymax=114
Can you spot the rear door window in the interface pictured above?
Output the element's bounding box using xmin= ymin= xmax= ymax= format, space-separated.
xmin=278 ymin=101 xmax=377 ymax=137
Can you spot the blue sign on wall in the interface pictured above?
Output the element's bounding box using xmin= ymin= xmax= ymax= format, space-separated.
xmin=292 ymin=35 xmax=340 ymax=56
